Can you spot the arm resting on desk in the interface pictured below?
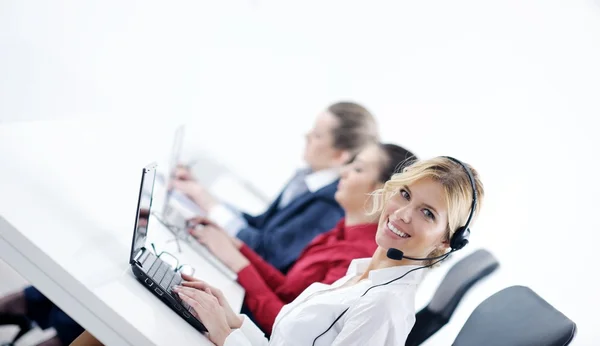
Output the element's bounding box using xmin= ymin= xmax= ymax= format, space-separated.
xmin=239 ymin=244 xmax=285 ymax=290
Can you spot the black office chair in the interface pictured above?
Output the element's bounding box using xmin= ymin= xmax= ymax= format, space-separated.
xmin=452 ymin=285 xmax=577 ymax=346
xmin=406 ymin=249 xmax=499 ymax=346
xmin=0 ymin=313 xmax=33 ymax=346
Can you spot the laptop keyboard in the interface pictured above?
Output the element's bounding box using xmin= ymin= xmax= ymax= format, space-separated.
xmin=141 ymin=252 xmax=193 ymax=312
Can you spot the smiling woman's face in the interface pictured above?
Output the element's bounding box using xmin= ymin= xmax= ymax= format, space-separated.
xmin=376 ymin=177 xmax=449 ymax=258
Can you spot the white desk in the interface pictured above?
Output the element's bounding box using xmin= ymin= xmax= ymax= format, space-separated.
xmin=0 ymin=120 xmax=245 ymax=346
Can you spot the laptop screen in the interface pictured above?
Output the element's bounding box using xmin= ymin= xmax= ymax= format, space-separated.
xmin=129 ymin=163 xmax=157 ymax=264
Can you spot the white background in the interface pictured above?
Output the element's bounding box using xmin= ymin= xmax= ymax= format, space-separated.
xmin=1 ymin=0 xmax=599 ymax=344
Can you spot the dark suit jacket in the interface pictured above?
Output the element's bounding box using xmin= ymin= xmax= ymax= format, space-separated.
xmin=237 ymin=180 xmax=344 ymax=272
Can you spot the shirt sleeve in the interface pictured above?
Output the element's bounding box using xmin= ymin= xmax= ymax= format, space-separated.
xmin=330 ymin=292 xmax=414 ymax=346
xmin=239 ymin=244 xmax=286 ymax=289
xmin=223 ymin=315 xmax=269 ymax=346
xmin=207 ymin=204 xmax=248 ymax=236
xmin=236 ymin=264 xmax=286 ymax=334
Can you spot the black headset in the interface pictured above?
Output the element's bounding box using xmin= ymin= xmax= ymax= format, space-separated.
xmin=311 ymin=156 xmax=478 ymax=345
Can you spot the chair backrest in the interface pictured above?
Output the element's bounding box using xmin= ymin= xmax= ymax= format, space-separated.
xmin=428 ymin=249 xmax=499 ymax=320
xmin=405 ymin=249 xmax=499 ymax=346
xmin=452 ymin=285 xmax=577 ymax=346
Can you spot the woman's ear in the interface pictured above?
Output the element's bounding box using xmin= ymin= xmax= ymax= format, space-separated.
xmin=335 ymin=150 xmax=352 ymax=166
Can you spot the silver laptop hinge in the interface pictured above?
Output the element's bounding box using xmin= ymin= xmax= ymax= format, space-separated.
xmin=133 ymin=249 xmax=145 ymax=264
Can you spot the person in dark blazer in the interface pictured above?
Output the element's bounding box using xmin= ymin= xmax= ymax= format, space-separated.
xmin=172 ymin=101 xmax=379 ymax=271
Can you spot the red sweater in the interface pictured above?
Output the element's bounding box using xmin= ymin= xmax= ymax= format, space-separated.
xmin=236 ymin=218 xmax=378 ymax=334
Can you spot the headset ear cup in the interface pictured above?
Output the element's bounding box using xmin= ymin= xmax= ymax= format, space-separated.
xmin=451 ymin=227 xmax=470 ymax=250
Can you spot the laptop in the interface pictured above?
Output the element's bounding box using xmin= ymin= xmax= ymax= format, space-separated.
xmin=129 ymin=163 xmax=207 ymax=333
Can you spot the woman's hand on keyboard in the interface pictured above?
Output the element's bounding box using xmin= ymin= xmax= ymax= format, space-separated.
xmin=187 ymin=217 xmax=243 ymax=250
xmin=174 ymin=286 xmax=232 ymax=346
xmin=178 ymin=274 xmax=243 ymax=329
xmin=170 ymin=179 xmax=219 ymax=211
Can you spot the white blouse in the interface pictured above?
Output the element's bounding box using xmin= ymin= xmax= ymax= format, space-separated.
xmin=223 ymin=258 xmax=425 ymax=346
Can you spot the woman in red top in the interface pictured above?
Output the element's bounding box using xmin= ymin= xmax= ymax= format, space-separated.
xmin=188 ymin=143 xmax=417 ymax=334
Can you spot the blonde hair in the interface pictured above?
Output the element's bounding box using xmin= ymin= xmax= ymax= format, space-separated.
xmin=369 ymin=156 xmax=485 ymax=265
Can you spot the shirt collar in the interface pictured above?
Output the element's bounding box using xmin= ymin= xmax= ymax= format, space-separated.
xmin=303 ymin=167 xmax=340 ymax=193
xmin=346 ymin=258 xmax=425 ymax=286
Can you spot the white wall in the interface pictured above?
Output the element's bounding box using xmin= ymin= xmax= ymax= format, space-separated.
xmin=1 ymin=0 xmax=600 ymax=344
